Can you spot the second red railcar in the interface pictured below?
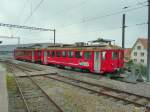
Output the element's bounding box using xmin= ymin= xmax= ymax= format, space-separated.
xmin=40 ymin=46 xmax=124 ymax=74
xmin=14 ymin=48 xmax=41 ymax=62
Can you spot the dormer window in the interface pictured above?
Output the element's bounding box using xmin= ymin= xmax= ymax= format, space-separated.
xmin=137 ymin=46 xmax=141 ymax=50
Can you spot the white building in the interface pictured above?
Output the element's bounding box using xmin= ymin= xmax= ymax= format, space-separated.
xmin=131 ymin=38 xmax=148 ymax=66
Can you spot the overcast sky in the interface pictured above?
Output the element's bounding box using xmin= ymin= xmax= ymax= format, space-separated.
xmin=0 ymin=0 xmax=148 ymax=47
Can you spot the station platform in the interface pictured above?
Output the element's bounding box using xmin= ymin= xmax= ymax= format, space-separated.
xmin=0 ymin=64 xmax=8 ymax=112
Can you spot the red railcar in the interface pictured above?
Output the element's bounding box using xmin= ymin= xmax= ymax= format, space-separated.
xmin=14 ymin=45 xmax=124 ymax=74
xmin=40 ymin=46 xmax=124 ymax=74
xmin=14 ymin=48 xmax=41 ymax=62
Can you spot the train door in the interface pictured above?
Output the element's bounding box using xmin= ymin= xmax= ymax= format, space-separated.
xmin=94 ymin=52 xmax=101 ymax=73
xmin=31 ymin=51 xmax=35 ymax=62
xmin=44 ymin=50 xmax=47 ymax=64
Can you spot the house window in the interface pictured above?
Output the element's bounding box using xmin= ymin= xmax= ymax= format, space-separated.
xmin=134 ymin=52 xmax=137 ymax=56
xmin=141 ymin=59 xmax=144 ymax=63
xmin=134 ymin=59 xmax=137 ymax=62
xmin=137 ymin=46 xmax=141 ymax=50
xmin=141 ymin=52 xmax=144 ymax=56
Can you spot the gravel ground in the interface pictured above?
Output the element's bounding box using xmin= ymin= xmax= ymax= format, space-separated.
xmin=6 ymin=60 xmax=150 ymax=112
xmin=34 ymin=76 xmax=146 ymax=112
xmin=22 ymin=61 xmax=150 ymax=98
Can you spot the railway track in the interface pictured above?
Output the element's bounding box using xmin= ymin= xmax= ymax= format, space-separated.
xmin=6 ymin=61 xmax=150 ymax=111
xmin=7 ymin=63 xmax=63 ymax=112
xmin=44 ymin=75 xmax=150 ymax=110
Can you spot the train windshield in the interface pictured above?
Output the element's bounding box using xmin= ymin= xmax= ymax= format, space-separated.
xmin=112 ymin=52 xmax=118 ymax=59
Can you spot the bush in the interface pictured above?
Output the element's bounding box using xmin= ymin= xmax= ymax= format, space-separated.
xmin=133 ymin=64 xmax=147 ymax=77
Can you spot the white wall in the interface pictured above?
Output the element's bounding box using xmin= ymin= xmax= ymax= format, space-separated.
xmin=131 ymin=41 xmax=147 ymax=66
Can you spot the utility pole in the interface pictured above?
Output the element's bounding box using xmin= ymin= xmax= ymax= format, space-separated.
xmin=54 ymin=29 xmax=56 ymax=45
xmin=147 ymin=0 xmax=150 ymax=81
xmin=17 ymin=37 xmax=20 ymax=47
xmin=122 ymin=14 xmax=126 ymax=49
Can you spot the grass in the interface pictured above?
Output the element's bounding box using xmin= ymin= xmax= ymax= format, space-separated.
xmin=6 ymin=73 xmax=17 ymax=93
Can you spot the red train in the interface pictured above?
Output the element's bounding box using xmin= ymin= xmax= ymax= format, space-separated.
xmin=14 ymin=48 xmax=41 ymax=62
xmin=14 ymin=44 xmax=124 ymax=74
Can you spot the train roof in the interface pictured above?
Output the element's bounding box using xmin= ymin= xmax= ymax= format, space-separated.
xmin=45 ymin=45 xmax=122 ymax=50
xmin=15 ymin=47 xmax=41 ymax=51
xmin=15 ymin=44 xmax=123 ymax=51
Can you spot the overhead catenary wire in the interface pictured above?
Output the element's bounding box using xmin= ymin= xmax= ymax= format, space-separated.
xmin=54 ymin=0 xmax=88 ymax=16
xmin=17 ymin=0 xmax=30 ymax=24
xmin=122 ymin=0 xmax=147 ymax=9
xmin=58 ymin=22 xmax=148 ymax=37
xmin=59 ymin=3 xmax=147 ymax=30
xmin=2 ymin=0 xmax=147 ymax=45
xmin=15 ymin=0 xmax=45 ymax=36
xmin=24 ymin=0 xmax=45 ymax=24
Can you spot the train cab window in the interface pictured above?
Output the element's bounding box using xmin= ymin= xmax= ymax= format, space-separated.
xmin=84 ymin=51 xmax=91 ymax=60
xmin=62 ymin=51 xmax=67 ymax=57
xmin=38 ymin=51 xmax=41 ymax=56
xmin=56 ymin=51 xmax=61 ymax=57
xmin=51 ymin=51 xmax=55 ymax=57
xmin=102 ymin=52 xmax=106 ymax=60
xmin=112 ymin=52 xmax=118 ymax=59
xmin=47 ymin=51 xmax=51 ymax=57
xmin=75 ymin=51 xmax=82 ymax=58
xmin=68 ymin=51 xmax=74 ymax=58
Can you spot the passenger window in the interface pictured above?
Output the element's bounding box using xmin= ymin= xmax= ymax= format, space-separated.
xmin=51 ymin=51 xmax=55 ymax=57
xmin=75 ymin=51 xmax=82 ymax=58
xmin=22 ymin=51 xmax=25 ymax=55
xmin=56 ymin=51 xmax=61 ymax=57
xmin=102 ymin=52 xmax=106 ymax=60
xmin=47 ymin=51 xmax=51 ymax=57
xmin=62 ymin=51 xmax=67 ymax=57
xmin=84 ymin=52 xmax=91 ymax=60
xmin=68 ymin=51 xmax=73 ymax=58
xmin=112 ymin=52 xmax=118 ymax=59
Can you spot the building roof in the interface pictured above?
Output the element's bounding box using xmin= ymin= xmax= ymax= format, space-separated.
xmin=136 ymin=38 xmax=148 ymax=49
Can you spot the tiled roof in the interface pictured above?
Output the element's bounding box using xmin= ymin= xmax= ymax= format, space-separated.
xmin=137 ymin=38 xmax=148 ymax=49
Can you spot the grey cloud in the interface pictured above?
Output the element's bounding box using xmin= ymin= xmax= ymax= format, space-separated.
xmin=0 ymin=0 xmax=148 ymax=47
